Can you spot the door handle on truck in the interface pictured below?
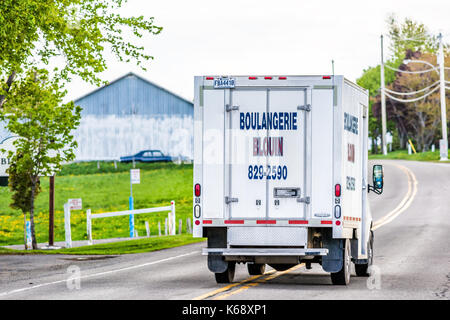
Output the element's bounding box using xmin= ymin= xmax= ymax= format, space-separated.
xmin=225 ymin=104 xmax=239 ymax=112
xmin=297 ymin=196 xmax=311 ymax=204
xmin=297 ymin=104 xmax=311 ymax=112
xmin=274 ymin=187 xmax=301 ymax=198
xmin=225 ymin=196 xmax=239 ymax=204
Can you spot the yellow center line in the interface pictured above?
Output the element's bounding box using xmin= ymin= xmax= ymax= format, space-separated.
xmin=372 ymin=164 xmax=418 ymax=230
xmin=192 ymin=270 xmax=276 ymax=300
xmin=212 ymin=263 xmax=305 ymax=300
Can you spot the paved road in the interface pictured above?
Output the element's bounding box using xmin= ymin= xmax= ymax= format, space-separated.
xmin=0 ymin=160 xmax=449 ymax=300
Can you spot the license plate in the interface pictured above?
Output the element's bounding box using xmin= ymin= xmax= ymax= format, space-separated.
xmin=213 ymin=78 xmax=235 ymax=89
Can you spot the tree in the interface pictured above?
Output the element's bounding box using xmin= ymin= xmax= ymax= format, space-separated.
xmin=0 ymin=0 xmax=162 ymax=109
xmin=7 ymin=150 xmax=37 ymax=250
xmin=0 ymin=0 xmax=161 ymax=249
xmin=1 ymin=69 xmax=82 ymax=249
xmin=358 ymin=14 xmax=447 ymax=151
xmin=380 ymin=51 xmax=450 ymax=151
xmin=386 ymin=13 xmax=439 ymax=59
xmin=357 ymin=60 xmax=399 ymax=153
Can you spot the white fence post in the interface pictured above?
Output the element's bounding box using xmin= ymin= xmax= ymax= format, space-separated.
xmin=165 ymin=218 xmax=168 ymax=235
xmin=64 ymin=202 xmax=72 ymax=248
xmin=178 ymin=219 xmax=182 ymax=234
xmin=187 ymin=218 xmax=192 ymax=234
xmin=169 ymin=200 xmax=176 ymax=235
xmin=145 ymin=221 xmax=150 ymax=237
xmin=87 ymin=209 xmax=92 ymax=245
xmin=158 ymin=221 xmax=161 ymax=236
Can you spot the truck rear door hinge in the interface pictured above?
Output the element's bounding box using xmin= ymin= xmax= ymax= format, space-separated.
xmin=297 ymin=196 xmax=311 ymax=204
xmin=225 ymin=196 xmax=239 ymax=204
xmin=297 ymin=104 xmax=311 ymax=112
xmin=226 ymin=105 xmax=239 ymax=112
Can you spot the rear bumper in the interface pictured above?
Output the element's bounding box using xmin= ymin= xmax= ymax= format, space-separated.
xmin=200 ymin=219 xmax=334 ymax=227
xmin=202 ymin=248 xmax=328 ymax=256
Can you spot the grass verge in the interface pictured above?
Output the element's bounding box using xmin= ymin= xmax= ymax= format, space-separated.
xmin=0 ymin=235 xmax=205 ymax=255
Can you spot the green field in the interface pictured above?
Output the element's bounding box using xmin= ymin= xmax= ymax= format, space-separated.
xmin=368 ymin=149 xmax=450 ymax=162
xmin=0 ymin=162 xmax=194 ymax=246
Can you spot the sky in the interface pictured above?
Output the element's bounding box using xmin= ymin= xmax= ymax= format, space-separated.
xmin=66 ymin=0 xmax=450 ymax=103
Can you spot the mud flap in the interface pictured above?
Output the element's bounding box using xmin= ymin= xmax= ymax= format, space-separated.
xmin=207 ymin=253 xmax=228 ymax=273
xmin=322 ymin=238 xmax=344 ymax=273
xmin=206 ymin=228 xmax=228 ymax=273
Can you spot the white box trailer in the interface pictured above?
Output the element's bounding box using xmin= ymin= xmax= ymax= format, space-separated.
xmin=192 ymin=75 xmax=383 ymax=285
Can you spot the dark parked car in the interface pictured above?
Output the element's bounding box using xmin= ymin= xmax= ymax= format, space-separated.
xmin=120 ymin=150 xmax=172 ymax=163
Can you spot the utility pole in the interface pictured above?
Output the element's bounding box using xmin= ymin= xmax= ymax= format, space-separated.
xmin=438 ymin=33 xmax=448 ymax=161
xmin=380 ymin=34 xmax=388 ymax=155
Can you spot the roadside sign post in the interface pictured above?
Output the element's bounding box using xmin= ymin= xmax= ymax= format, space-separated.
xmin=129 ymin=169 xmax=140 ymax=237
xmin=49 ymin=175 xmax=55 ymax=246
xmin=26 ymin=220 xmax=32 ymax=249
xmin=87 ymin=209 xmax=92 ymax=245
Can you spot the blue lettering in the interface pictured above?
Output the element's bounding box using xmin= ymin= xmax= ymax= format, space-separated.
xmin=240 ymin=113 xmax=245 ymax=129
xmin=245 ymin=113 xmax=251 ymax=129
xmin=278 ymin=112 xmax=283 ymax=130
xmin=273 ymin=113 xmax=278 ymax=129
xmin=261 ymin=112 xmax=266 ymax=130
xmin=239 ymin=112 xmax=300 ymax=131
xmin=292 ymin=112 xmax=297 ymax=130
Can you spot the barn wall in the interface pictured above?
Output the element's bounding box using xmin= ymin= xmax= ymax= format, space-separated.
xmin=74 ymin=114 xmax=193 ymax=160
xmin=73 ymin=73 xmax=193 ymax=160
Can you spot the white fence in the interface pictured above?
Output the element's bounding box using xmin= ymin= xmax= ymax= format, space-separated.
xmin=86 ymin=201 xmax=176 ymax=245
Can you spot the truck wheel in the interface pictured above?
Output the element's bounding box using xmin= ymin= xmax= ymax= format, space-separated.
xmin=247 ymin=263 xmax=266 ymax=275
xmin=214 ymin=262 xmax=236 ymax=284
xmin=355 ymin=231 xmax=374 ymax=277
xmin=330 ymin=239 xmax=351 ymax=285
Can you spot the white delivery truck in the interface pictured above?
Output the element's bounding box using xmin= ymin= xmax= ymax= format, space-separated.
xmin=192 ymin=75 xmax=384 ymax=285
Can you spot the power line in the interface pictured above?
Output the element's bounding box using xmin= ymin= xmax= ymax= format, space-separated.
xmin=384 ymin=64 xmax=438 ymax=74
xmin=383 ymin=84 xmax=441 ymax=103
xmin=384 ymin=80 xmax=440 ymax=96
xmin=389 ymin=36 xmax=429 ymax=42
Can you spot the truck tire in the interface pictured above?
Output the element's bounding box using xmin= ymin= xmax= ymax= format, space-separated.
xmin=215 ymin=262 xmax=236 ymax=284
xmin=355 ymin=231 xmax=374 ymax=277
xmin=330 ymin=239 xmax=351 ymax=285
xmin=247 ymin=263 xmax=266 ymax=275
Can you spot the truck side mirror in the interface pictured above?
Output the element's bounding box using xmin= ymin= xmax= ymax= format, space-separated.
xmin=373 ymin=165 xmax=383 ymax=189
xmin=369 ymin=164 xmax=383 ymax=194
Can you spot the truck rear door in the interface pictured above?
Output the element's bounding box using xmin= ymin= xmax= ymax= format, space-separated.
xmin=226 ymin=87 xmax=309 ymax=221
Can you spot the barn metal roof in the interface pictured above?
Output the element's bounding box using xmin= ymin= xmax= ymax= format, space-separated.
xmin=74 ymin=72 xmax=192 ymax=105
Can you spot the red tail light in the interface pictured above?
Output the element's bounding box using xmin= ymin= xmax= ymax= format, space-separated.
xmin=195 ymin=184 xmax=201 ymax=197
xmin=205 ymin=77 xmax=214 ymax=80
xmin=278 ymin=76 xmax=287 ymax=80
xmin=249 ymin=76 xmax=257 ymax=80
xmin=264 ymin=76 xmax=272 ymax=80
xmin=323 ymin=76 xmax=331 ymax=79
xmin=335 ymin=184 xmax=341 ymax=197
